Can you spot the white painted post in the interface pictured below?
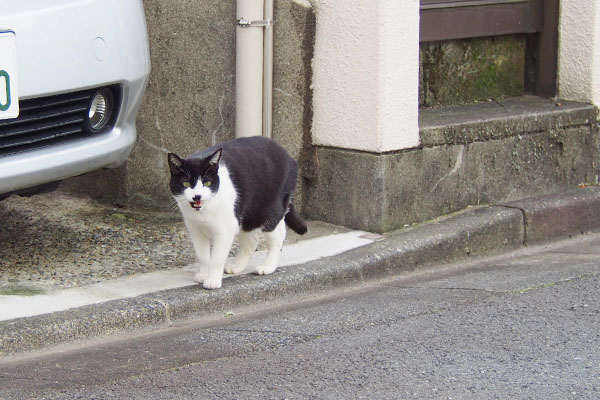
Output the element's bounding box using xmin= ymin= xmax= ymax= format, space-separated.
xmin=558 ymin=0 xmax=600 ymax=105
xmin=311 ymin=0 xmax=420 ymax=153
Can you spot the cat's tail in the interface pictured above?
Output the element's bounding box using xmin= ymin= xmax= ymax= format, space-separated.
xmin=285 ymin=203 xmax=308 ymax=235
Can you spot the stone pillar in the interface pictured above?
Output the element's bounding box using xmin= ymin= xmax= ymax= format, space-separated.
xmin=311 ymin=0 xmax=420 ymax=152
xmin=558 ymin=0 xmax=600 ymax=105
xmin=304 ymin=0 xmax=420 ymax=232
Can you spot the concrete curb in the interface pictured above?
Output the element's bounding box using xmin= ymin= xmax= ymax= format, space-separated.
xmin=2 ymin=187 xmax=600 ymax=356
xmin=505 ymin=186 xmax=600 ymax=244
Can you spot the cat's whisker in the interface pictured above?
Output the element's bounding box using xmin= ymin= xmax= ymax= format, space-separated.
xmin=167 ymin=196 xmax=186 ymax=212
xmin=167 ymin=201 xmax=179 ymax=212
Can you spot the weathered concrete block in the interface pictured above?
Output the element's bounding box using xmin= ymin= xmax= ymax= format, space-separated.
xmin=303 ymin=149 xmax=386 ymax=232
xmin=419 ymin=96 xmax=598 ymax=146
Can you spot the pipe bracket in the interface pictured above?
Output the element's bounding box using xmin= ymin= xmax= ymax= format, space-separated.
xmin=237 ymin=18 xmax=273 ymax=28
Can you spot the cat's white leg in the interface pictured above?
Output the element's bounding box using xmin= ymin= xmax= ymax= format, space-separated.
xmin=225 ymin=229 xmax=260 ymax=275
xmin=186 ymin=226 xmax=211 ymax=284
xmin=203 ymin=232 xmax=235 ymax=289
xmin=256 ymin=219 xmax=286 ymax=275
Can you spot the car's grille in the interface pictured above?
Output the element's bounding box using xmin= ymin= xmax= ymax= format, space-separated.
xmin=0 ymin=86 xmax=119 ymax=157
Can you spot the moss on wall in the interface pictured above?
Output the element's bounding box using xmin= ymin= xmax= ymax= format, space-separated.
xmin=420 ymin=35 xmax=526 ymax=108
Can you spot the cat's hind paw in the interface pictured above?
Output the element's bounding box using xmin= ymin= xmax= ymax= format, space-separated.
xmin=193 ymin=272 xmax=207 ymax=283
xmin=225 ymin=263 xmax=246 ymax=275
xmin=255 ymin=264 xmax=277 ymax=275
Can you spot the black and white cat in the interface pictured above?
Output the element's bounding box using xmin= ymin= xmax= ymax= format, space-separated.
xmin=168 ymin=136 xmax=307 ymax=289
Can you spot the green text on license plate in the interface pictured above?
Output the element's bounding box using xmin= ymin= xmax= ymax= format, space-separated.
xmin=0 ymin=30 xmax=19 ymax=120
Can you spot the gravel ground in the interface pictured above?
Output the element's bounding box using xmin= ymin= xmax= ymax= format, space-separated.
xmin=0 ymin=190 xmax=346 ymax=295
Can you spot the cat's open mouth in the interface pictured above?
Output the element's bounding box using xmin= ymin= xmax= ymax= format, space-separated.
xmin=190 ymin=200 xmax=203 ymax=210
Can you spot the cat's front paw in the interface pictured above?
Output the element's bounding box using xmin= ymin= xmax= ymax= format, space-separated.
xmin=202 ymin=277 xmax=222 ymax=290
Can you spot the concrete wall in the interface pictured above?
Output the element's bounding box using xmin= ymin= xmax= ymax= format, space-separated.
xmin=134 ymin=0 xmax=314 ymax=207
xmin=131 ymin=0 xmax=237 ymax=206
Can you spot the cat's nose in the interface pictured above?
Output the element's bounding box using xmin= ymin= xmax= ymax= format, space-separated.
xmin=192 ymin=195 xmax=202 ymax=202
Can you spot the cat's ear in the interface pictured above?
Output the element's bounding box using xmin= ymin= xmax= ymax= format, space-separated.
xmin=208 ymin=149 xmax=222 ymax=169
xmin=168 ymin=153 xmax=184 ymax=175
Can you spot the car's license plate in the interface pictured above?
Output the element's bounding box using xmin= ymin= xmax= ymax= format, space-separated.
xmin=0 ymin=29 xmax=19 ymax=120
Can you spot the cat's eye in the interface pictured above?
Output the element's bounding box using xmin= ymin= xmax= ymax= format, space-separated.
xmin=204 ymin=181 xmax=212 ymax=187
xmin=183 ymin=182 xmax=191 ymax=188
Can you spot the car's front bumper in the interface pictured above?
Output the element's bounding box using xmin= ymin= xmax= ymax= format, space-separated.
xmin=0 ymin=0 xmax=150 ymax=194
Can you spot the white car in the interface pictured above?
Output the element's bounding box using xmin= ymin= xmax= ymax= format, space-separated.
xmin=0 ymin=0 xmax=150 ymax=198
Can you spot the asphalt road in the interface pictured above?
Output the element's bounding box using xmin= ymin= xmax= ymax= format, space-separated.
xmin=2 ymin=233 xmax=600 ymax=399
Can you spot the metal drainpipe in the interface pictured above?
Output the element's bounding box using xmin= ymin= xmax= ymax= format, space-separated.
xmin=235 ymin=0 xmax=274 ymax=139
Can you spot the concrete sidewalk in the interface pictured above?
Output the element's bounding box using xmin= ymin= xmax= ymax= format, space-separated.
xmin=2 ymin=187 xmax=600 ymax=356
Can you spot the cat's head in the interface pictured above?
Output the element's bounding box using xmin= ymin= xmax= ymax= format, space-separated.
xmin=167 ymin=149 xmax=221 ymax=211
